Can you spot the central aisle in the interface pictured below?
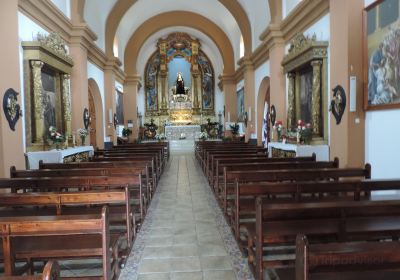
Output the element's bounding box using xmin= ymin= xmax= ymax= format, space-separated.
xmin=119 ymin=152 xmax=254 ymax=280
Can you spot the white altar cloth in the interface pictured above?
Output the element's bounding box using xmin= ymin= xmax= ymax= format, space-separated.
xmin=267 ymin=142 xmax=329 ymax=161
xmin=25 ymin=146 xmax=94 ymax=169
xmin=165 ymin=125 xmax=201 ymax=140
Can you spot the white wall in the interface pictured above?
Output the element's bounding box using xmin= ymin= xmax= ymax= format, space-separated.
xmin=18 ymin=12 xmax=49 ymax=152
xmin=50 ymin=0 xmax=71 ymax=19
xmin=254 ymin=61 xmax=270 ymax=136
xmin=87 ymin=62 xmax=106 ymax=141
xmin=283 ymin=0 xmax=302 ymax=19
xmin=364 ymin=0 xmax=400 ymax=180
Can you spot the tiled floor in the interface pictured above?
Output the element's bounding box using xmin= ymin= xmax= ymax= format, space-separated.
xmin=119 ymin=150 xmax=254 ymax=280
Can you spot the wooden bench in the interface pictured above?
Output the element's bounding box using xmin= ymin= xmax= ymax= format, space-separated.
xmin=250 ymin=198 xmax=400 ymax=280
xmin=0 ymin=188 xmax=134 ymax=252
xmin=211 ymin=154 xmax=317 ymax=189
xmin=0 ymin=261 xmax=60 ymax=280
xmin=39 ymin=160 xmax=156 ymax=191
xmin=0 ymin=175 xmax=148 ymax=224
xmin=214 ymin=157 xmax=333 ymax=195
xmin=0 ymin=207 xmax=120 ymax=280
xmin=295 ymin=234 xmax=400 ymax=280
xmin=222 ymin=165 xmax=371 ymax=212
xmin=9 ymin=167 xmax=147 ymax=221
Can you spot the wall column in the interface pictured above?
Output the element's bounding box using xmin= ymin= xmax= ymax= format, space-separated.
xmin=31 ymin=61 xmax=45 ymax=142
xmin=287 ymin=73 xmax=296 ymax=130
xmin=269 ymin=33 xmax=286 ymax=125
xmin=242 ymin=58 xmax=255 ymax=141
xmin=0 ymin=0 xmax=25 ymax=176
xmin=330 ymin=0 xmax=364 ymax=167
xmin=124 ymin=75 xmax=140 ymax=139
xmin=62 ymin=74 xmax=72 ymax=136
xmin=69 ymin=36 xmax=89 ymax=142
xmin=220 ymin=74 xmax=237 ymax=134
xmin=104 ymin=60 xmax=117 ymax=144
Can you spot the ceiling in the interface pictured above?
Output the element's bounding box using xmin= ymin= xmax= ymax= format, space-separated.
xmin=83 ymin=0 xmax=271 ymax=73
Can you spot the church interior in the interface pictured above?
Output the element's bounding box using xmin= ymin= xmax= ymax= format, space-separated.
xmin=1 ymin=0 xmax=400 ymax=279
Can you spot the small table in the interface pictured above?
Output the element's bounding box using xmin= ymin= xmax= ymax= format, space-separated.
xmin=25 ymin=146 xmax=94 ymax=169
xmin=267 ymin=142 xmax=329 ymax=161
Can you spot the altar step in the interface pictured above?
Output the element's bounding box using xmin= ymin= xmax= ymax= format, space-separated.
xmin=169 ymin=140 xmax=195 ymax=154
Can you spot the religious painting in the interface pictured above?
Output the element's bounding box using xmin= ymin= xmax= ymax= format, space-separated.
xmin=145 ymin=52 xmax=160 ymax=112
xmin=237 ymin=87 xmax=245 ymax=122
xmin=364 ymin=0 xmax=400 ymax=110
xmin=299 ymin=67 xmax=313 ymax=124
xmin=198 ymin=51 xmax=214 ymax=111
xmin=41 ymin=69 xmax=58 ymax=135
xmin=116 ymin=89 xmax=124 ymax=125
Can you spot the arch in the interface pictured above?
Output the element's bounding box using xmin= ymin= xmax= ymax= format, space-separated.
xmin=88 ymin=78 xmax=105 ymax=149
xmin=71 ymin=0 xmax=86 ymax=23
xmin=268 ymin=0 xmax=282 ymax=23
xmin=256 ymin=76 xmax=270 ymax=145
xmin=124 ymin=11 xmax=235 ymax=76
xmin=103 ymin=0 xmax=252 ymax=57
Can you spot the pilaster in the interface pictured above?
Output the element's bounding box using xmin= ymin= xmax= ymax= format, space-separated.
xmin=124 ymin=75 xmax=141 ymax=139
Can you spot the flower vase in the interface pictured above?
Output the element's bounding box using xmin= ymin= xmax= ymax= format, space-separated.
xmin=55 ymin=142 xmax=61 ymax=150
xmin=81 ymin=136 xmax=86 ymax=146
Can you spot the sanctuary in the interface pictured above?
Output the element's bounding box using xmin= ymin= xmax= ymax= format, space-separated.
xmin=143 ymin=32 xmax=216 ymax=136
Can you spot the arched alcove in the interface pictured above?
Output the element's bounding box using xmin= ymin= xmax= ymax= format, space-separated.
xmin=256 ymin=76 xmax=270 ymax=145
xmin=88 ymin=78 xmax=105 ymax=149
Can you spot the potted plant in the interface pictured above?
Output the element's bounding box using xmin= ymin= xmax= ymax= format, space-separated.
xmin=122 ymin=128 xmax=132 ymax=137
xmin=229 ymin=123 xmax=240 ymax=136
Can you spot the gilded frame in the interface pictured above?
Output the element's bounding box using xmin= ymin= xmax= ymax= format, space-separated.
xmin=363 ymin=0 xmax=400 ymax=110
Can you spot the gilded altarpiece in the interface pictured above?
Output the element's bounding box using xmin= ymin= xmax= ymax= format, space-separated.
xmin=282 ymin=33 xmax=328 ymax=143
xmin=22 ymin=33 xmax=73 ymax=151
xmin=144 ymin=33 xmax=216 ymax=133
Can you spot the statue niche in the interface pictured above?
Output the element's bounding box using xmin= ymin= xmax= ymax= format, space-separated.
xmin=172 ymin=72 xmax=190 ymax=102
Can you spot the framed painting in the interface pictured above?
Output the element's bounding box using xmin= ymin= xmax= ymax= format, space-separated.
xmin=115 ymin=89 xmax=124 ymax=125
xmin=364 ymin=0 xmax=400 ymax=110
xmin=237 ymin=87 xmax=245 ymax=122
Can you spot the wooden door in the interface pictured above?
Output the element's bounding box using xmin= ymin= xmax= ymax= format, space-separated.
xmin=88 ymin=90 xmax=97 ymax=148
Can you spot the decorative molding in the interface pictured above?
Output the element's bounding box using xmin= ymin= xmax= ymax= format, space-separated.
xmin=281 ymin=33 xmax=328 ymax=73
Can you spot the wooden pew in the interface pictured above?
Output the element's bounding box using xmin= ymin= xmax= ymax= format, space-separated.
xmin=0 ymin=188 xmax=134 ymax=252
xmin=0 ymin=207 xmax=120 ymax=280
xmin=250 ymin=198 xmax=400 ymax=280
xmin=222 ymin=165 xmax=371 ymax=212
xmin=0 ymin=176 xmax=148 ymax=223
xmin=94 ymin=149 xmax=164 ymax=173
xmin=90 ymin=155 xmax=160 ymax=180
xmin=39 ymin=160 xmax=156 ymax=190
xmin=116 ymin=142 xmax=169 ymax=160
xmin=9 ymin=167 xmax=147 ymax=221
xmin=295 ymin=234 xmax=400 ymax=280
xmin=212 ymin=154 xmax=317 ymax=189
xmin=0 ymin=261 xmax=60 ymax=280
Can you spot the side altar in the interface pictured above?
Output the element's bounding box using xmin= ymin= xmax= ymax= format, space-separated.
xmin=268 ymin=142 xmax=329 ymax=161
xmin=25 ymin=146 xmax=94 ymax=169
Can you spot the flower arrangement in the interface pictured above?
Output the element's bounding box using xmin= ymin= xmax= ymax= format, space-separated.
xmin=297 ymin=120 xmax=312 ymax=144
xmin=199 ymin=131 xmax=208 ymax=140
xmin=273 ymin=120 xmax=284 ymax=140
xmin=77 ymin=128 xmax=88 ymax=146
xmin=49 ymin=126 xmax=65 ymax=149
xmin=156 ymin=133 xmax=166 ymax=140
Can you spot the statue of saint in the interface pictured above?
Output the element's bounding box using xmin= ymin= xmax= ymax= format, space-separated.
xmin=176 ymin=72 xmax=185 ymax=95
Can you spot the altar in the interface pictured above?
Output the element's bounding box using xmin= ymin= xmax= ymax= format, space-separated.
xmin=268 ymin=142 xmax=329 ymax=161
xmin=165 ymin=125 xmax=201 ymax=140
xmin=25 ymin=146 xmax=94 ymax=169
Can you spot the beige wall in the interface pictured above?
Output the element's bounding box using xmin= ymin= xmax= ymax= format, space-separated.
xmin=0 ymin=0 xmax=25 ymax=177
xmin=330 ymin=0 xmax=365 ymax=167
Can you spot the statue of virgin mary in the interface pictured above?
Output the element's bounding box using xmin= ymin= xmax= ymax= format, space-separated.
xmin=175 ymin=72 xmax=185 ymax=95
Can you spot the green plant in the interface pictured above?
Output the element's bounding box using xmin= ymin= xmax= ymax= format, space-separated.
xmin=229 ymin=123 xmax=240 ymax=136
xmin=122 ymin=128 xmax=132 ymax=137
